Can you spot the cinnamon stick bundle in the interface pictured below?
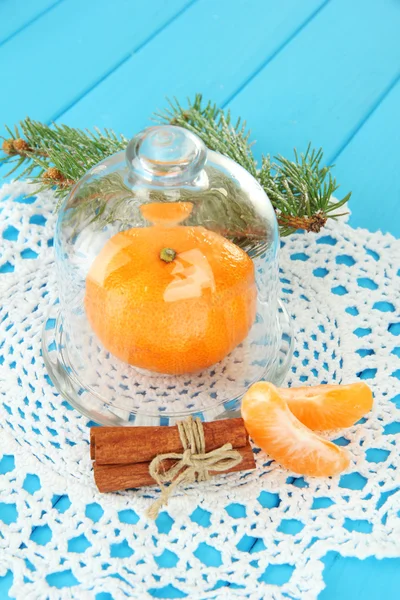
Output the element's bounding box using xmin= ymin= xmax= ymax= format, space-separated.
xmin=91 ymin=418 xmax=255 ymax=493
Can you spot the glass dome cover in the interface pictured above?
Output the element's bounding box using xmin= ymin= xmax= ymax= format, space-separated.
xmin=43 ymin=125 xmax=293 ymax=425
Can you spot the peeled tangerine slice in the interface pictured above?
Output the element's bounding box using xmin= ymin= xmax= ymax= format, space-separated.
xmin=241 ymin=382 xmax=350 ymax=477
xmin=279 ymin=382 xmax=373 ymax=430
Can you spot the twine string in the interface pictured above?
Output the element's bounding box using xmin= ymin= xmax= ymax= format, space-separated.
xmin=147 ymin=417 xmax=243 ymax=519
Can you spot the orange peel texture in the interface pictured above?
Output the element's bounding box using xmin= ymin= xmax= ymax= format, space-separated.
xmin=85 ymin=219 xmax=257 ymax=375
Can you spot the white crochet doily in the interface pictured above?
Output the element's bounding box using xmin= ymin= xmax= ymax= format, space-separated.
xmin=0 ymin=181 xmax=399 ymax=600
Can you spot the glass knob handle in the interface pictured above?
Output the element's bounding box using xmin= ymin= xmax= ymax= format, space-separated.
xmin=126 ymin=125 xmax=207 ymax=185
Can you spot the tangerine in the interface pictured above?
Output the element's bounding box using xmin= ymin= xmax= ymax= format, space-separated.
xmin=279 ymin=382 xmax=373 ymax=430
xmin=85 ymin=213 xmax=256 ymax=375
xmin=140 ymin=201 xmax=193 ymax=225
xmin=241 ymin=382 xmax=350 ymax=477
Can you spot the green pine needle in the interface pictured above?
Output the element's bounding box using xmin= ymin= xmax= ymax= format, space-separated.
xmin=1 ymin=94 xmax=351 ymax=240
xmin=156 ymin=94 xmax=351 ymax=235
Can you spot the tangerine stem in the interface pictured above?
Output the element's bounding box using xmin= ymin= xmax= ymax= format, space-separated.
xmin=160 ymin=248 xmax=176 ymax=263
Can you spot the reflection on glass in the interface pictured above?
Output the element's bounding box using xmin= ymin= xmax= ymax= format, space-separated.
xmin=44 ymin=125 xmax=293 ymax=425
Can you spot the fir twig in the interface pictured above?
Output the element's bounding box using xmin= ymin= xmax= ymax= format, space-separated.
xmin=156 ymin=95 xmax=351 ymax=235
xmin=1 ymin=95 xmax=351 ymax=242
xmin=1 ymin=118 xmax=129 ymax=206
xmin=259 ymin=147 xmax=351 ymax=236
xmin=155 ymin=94 xmax=258 ymax=178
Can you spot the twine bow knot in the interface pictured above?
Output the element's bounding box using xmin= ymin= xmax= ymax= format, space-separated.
xmin=147 ymin=417 xmax=242 ymax=519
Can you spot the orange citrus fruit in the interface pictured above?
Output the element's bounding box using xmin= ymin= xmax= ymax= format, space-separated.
xmin=241 ymin=382 xmax=350 ymax=477
xmin=85 ymin=215 xmax=256 ymax=374
xmin=140 ymin=201 xmax=193 ymax=225
xmin=279 ymin=382 xmax=373 ymax=430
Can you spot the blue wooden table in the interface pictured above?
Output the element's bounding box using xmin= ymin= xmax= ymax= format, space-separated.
xmin=0 ymin=0 xmax=399 ymax=598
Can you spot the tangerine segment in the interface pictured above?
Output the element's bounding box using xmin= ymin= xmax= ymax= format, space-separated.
xmin=279 ymin=383 xmax=373 ymax=430
xmin=85 ymin=225 xmax=256 ymax=375
xmin=140 ymin=201 xmax=193 ymax=225
xmin=241 ymin=382 xmax=350 ymax=477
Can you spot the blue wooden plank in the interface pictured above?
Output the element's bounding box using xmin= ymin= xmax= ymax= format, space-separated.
xmin=57 ymin=0 xmax=327 ymax=134
xmin=0 ymin=571 xmax=13 ymax=599
xmin=54 ymin=0 xmax=400 ymax=591
xmin=0 ymin=0 xmax=191 ymax=139
xmin=0 ymin=0 xmax=62 ymax=46
xmin=321 ymin=553 xmax=400 ymax=600
xmin=0 ymin=0 xmax=398 ymax=597
xmin=227 ymin=0 xmax=400 ymax=164
xmin=333 ymin=78 xmax=400 ymax=236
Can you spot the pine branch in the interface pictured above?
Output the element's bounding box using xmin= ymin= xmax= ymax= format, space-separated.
xmin=1 ymin=95 xmax=351 ymax=243
xmin=259 ymin=147 xmax=351 ymax=236
xmin=155 ymin=94 xmax=258 ymax=178
xmin=1 ymin=118 xmax=128 ymax=205
xmin=156 ymin=95 xmax=351 ymax=235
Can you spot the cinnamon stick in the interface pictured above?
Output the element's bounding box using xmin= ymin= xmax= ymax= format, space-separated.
xmin=93 ymin=443 xmax=255 ymax=493
xmin=91 ymin=418 xmax=248 ymax=465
